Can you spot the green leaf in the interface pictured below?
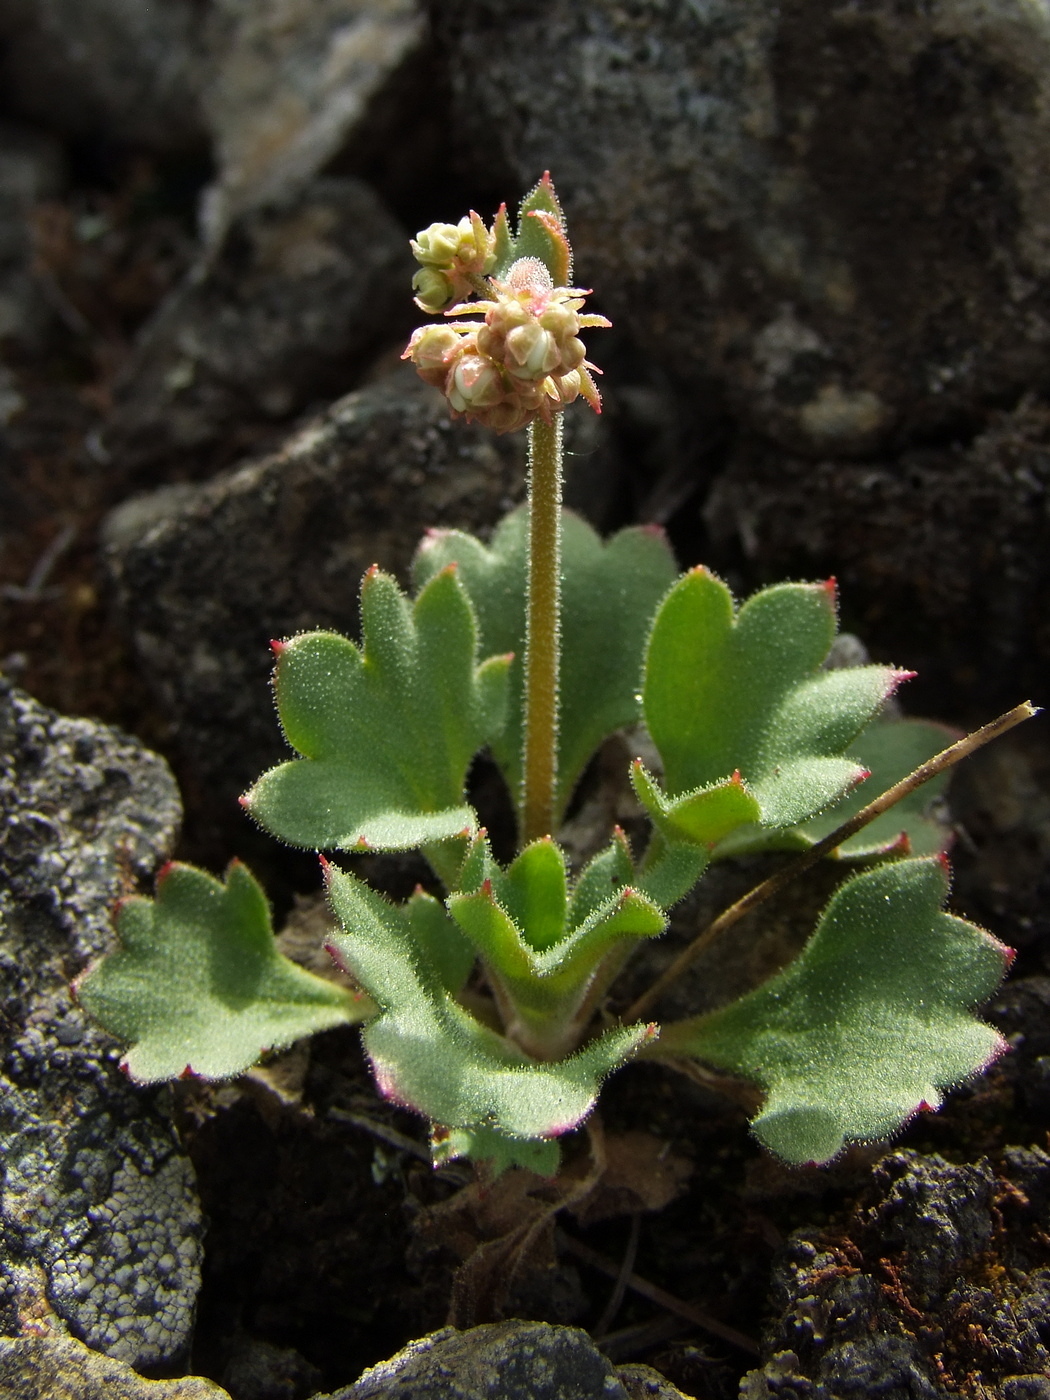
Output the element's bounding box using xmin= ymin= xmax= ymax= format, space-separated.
xmin=404 ymin=887 xmax=476 ymax=995
xmin=413 ymin=506 xmax=677 ymax=825
xmin=640 ymin=569 xmax=908 ymax=840
xmin=489 ymin=173 xmax=572 ymax=284
xmin=326 ymin=865 xmax=654 ymax=1142
xmin=244 ymin=565 xmax=510 ymax=852
xmin=797 ymin=717 xmax=955 ymax=858
xmin=631 ymin=762 xmax=762 ymax=847
xmin=448 ymin=841 xmax=666 ymax=1054
xmin=656 ymin=857 xmax=1010 ymax=1164
xmin=76 ymin=861 xmax=366 ymax=1083
xmin=431 ymin=1125 xmax=561 ymax=1177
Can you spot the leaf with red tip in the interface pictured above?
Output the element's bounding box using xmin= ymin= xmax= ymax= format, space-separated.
xmin=77 ymin=861 xmax=369 ymax=1083
xmin=641 ymin=570 xmax=909 ymax=842
xmin=325 ymin=865 xmax=651 ymax=1153
xmin=412 ymin=506 xmax=677 ymax=826
xmin=654 ymin=858 xmax=1009 ymax=1164
xmin=793 ymin=717 xmax=956 ymax=859
xmin=487 ymin=172 xmax=573 ymax=284
xmin=243 ymin=565 xmax=510 ymax=853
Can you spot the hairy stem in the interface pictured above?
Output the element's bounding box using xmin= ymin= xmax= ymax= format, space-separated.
xmin=624 ymin=700 xmax=1039 ymax=1024
xmin=521 ymin=415 xmax=563 ymax=846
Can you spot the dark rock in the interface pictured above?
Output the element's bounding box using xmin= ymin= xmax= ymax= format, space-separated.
xmin=431 ymin=0 xmax=1050 ymax=456
xmin=102 ymin=372 xmax=524 ymax=817
xmin=101 ymin=177 xmax=413 ymax=486
xmin=988 ymin=976 xmax=1050 ymax=1122
xmin=322 ymin=1319 xmax=685 ymax=1399
xmin=220 ymin=1332 xmax=323 ymax=1400
xmin=703 ymin=396 xmax=1050 ymax=713
xmin=742 ymin=1148 xmax=1050 ymax=1398
xmin=0 ymin=123 xmax=66 ymax=354
xmin=0 ymin=1333 xmax=228 ymax=1399
xmin=0 ymin=0 xmax=206 ymax=154
xmin=0 ymin=677 xmax=203 ymax=1370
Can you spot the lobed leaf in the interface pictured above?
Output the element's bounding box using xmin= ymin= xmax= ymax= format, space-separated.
xmin=655 ymin=857 xmax=1010 ymax=1164
xmin=325 ymin=865 xmax=655 ymax=1145
xmin=489 ymin=172 xmax=572 ymax=284
xmin=639 ymin=569 xmax=908 ymax=842
xmin=76 ymin=861 xmax=366 ymax=1083
xmin=414 ymin=506 xmax=677 ymax=825
xmin=243 ymin=565 xmax=510 ymax=852
xmin=796 ymin=717 xmax=956 ymax=858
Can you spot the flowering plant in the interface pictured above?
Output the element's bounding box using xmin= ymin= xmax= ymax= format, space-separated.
xmin=79 ymin=176 xmax=1035 ymax=1176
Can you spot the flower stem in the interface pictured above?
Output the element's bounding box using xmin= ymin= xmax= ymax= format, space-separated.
xmin=521 ymin=415 xmax=563 ymax=845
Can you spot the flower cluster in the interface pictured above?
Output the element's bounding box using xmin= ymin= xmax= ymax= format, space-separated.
xmin=410 ymin=212 xmax=495 ymax=313
xmin=404 ymin=254 xmax=611 ymax=435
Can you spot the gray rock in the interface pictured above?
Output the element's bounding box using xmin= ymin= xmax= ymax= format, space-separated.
xmin=322 ymin=1320 xmax=667 ymax=1399
xmin=102 ymin=372 xmax=524 ymax=812
xmin=741 ymin=1148 xmax=1050 ymax=1398
xmin=0 ymin=0 xmax=206 ymax=154
xmin=0 ymin=677 xmax=203 ymax=1371
xmin=200 ymin=0 xmax=425 ymax=247
xmin=0 ymin=123 xmax=66 ymax=354
xmin=101 ymin=177 xmax=412 ymax=485
xmin=0 ymin=1332 xmax=228 ymax=1399
xmin=702 ymin=395 xmax=1050 ymax=712
xmin=432 ymin=0 xmax=1050 ymax=455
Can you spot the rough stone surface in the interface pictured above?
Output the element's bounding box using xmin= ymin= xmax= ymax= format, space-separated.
xmin=0 ymin=0 xmax=206 ymax=154
xmin=0 ymin=677 xmax=203 ymax=1370
xmin=702 ymin=395 xmax=1050 ymax=712
xmin=200 ymin=0 xmax=425 ymax=246
xmin=0 ymin=123 xmax=66 ymax=354
xmin=0 ymin=1333 xmax=229 ymax=1399
xmin=741 ymin=1148 xmax=1050 ymax=1398
xmin=101 ymin=176 xmax=412 ymax=486
xmin=324 ymin=1320 xmax=655 ymax=1399
xmin=432 ymin=0 xmax=1050 ymax=456
xmin=102 ymin=372 xmax=524 ymax=811
xmin=988 ymin=976 xmax=1050 ymax=1125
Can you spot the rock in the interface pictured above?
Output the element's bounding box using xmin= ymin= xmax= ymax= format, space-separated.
xmin=200 ymin=0 xmax=425 ymax=247
xmin=0 ymin=0 xmax=205 ymax=154
xmin=220 ymin=1332 xmax=323 ymax=1400
xmin=102 ymin=373 xmax=524 ymax=815
xmin=0 ymin=123 xmax=66 ymax=353
xmin=741 ymin=1148 xmax=1050 ymax=1398
xmin=0 ymin=677 xmax=203 ymax=1371
xmin=321 ymin=1320 xmax=690 ymax=1399
xmin=702 ymin=395 xmax=1050 ymax=713
xmin=431 ymin=0 xmax=1050 ymax=455
xmin=101 ymin=177 xmax=413 ymax=486
xmin=0 ymin=1333 xmax=228 ymax=1399
xmin=988 ymin=976 xmax=1050 ymax=1123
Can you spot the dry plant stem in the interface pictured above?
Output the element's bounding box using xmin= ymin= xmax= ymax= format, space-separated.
xmin=521 ymin=414 xmax=563 ymax=845
xmin=626 ymin=700 xmax=1039 ymax=1025
xmin=555 ymin=1228 xmax=760 ymax=1355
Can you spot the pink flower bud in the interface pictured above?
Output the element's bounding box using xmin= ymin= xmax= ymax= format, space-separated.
xmin=448 ymin=354 xmax=504 ymax=413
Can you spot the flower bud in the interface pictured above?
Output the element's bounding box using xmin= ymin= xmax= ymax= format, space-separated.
xmin=505 ymin=322 xmax=560 ymax=380
xmin=412 ymin=266 xmax=456 ymax=313
xmin=411 ymin=222 xmax=463 ymax=267
xmin=448 ymin=355 xmax=504 ymax=413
